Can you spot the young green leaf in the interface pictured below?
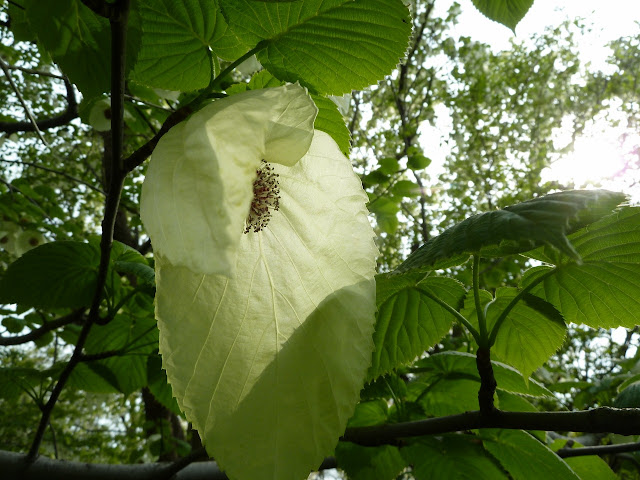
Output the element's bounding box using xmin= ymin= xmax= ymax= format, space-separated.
xmin=463 ymin=288 xmax=566 ymax=379
xmin=395 ymin=190 xmax=626 ymax=274
xmin=0 ymin=241 xmax=100 ymax=308
xmin=481 ymin=429 xmax=580 ymax=479
xmin=132 ymin=0 xmax=245 ymax=91
xmin=369 ymin=273 xmax=466 ymax=380
xmin=402 ymin=435 xmax=508 ymax=480
xmin=335 ymin=443 xmax=405 ymax=480
xmin=219 ymin=0 xmax=412 ymax=94
xmin=23 ymin=0 xmax=141 ymax=99
xmin=522 ymin=207 xmax=640 ymax=329
xmin=471 ymin=0 xmax=534 ymax=32
xmin=413 ymin=351 xmax=552 ymax=397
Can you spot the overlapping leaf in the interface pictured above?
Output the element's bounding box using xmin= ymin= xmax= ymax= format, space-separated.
xmin=23 ymin=0 xmax=141 ymax=99
xmin=0 ymin=241 xmax=100 ymax=308
xmin=402 ymin=435 xmax=508 ymax=480
xmin=370 ymin=273 xmax=466 ymax=379
xmin=463 ymin=288 xmax=566 ymax=379
xmin=131 ymin=0 xmax=246 ymax=91
xmin=413 ymin=351 xmax=551 ymax=397
xmin=395 ymin=190 xmax=626 ymax=274
xmin=522 ymin=207 xmax=640 ymax=329
xmin=481 ymin=429 xmax=580 ymax=479
xmin=471 ymin=0 xmax=534 ymax=32
xmin=219 ymin=0 xmax=412 ymax=95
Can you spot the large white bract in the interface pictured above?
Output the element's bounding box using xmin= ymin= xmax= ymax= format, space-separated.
xmin=141 ymin=85 xmax=378 ymax=480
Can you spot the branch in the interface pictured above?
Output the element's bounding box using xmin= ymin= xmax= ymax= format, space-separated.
xmin=0 ymin=72 xmax=78 ymax=134
xmin=557 ymin=441 xmax=640 ymax=458
xmin=0 ymin=159 xmax=105 ymax=195
xmin=342 ymin=408 xmax=640 ymax=446
xmin=0 ymin=310 xmax=84 ymax=346
xmin=25 ymin=0 xmax=131 ymax=462
xmin=80 ymin=0 xmax=114 ymax=18
xmin=1 ymin=450 xmax=338 ymax=480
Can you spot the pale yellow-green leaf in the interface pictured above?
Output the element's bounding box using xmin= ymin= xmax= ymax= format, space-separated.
xmin=155 ymin=131 xmax=377 ymax=480
xmin=141 ymin=84 xmax=317 ymax=277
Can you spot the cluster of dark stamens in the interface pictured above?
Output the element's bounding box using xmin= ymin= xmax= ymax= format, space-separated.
xmin=244 ymin=160 xmax=281 ymax=233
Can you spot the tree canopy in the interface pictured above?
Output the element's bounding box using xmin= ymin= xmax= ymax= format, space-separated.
xmin=1 ymin=1 xmax=639 ymax=479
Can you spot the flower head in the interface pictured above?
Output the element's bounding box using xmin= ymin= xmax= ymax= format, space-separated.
xmin=141 ymin=85 xmax=377 ymax=480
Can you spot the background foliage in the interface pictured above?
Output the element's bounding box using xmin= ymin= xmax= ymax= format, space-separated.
xmin=1 ymin=0 xmax=639 ymax=479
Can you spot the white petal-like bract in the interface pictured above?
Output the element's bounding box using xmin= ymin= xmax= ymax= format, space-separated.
xmin=141 ymin=84 xmax=317 ymax=276
xmin=155 ymin=131 xmax=377 ymax=480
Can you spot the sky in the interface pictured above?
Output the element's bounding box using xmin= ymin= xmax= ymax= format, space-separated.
xmin=421 ymin=0 xmax=640 ymax=202
xmin=423 ymin=1 xmax=639 ymax=351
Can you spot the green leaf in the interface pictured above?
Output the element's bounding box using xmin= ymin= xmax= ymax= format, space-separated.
xmin=464 ymin=288 xmax=566 ymax=379
xmin=113 ymin=261 xmax=156 ymax=285
xmin=481 ymin=429 xmax=580 ymax=479
xmin=549 ymin=440 xmax=618 ymax=480
xmin=523 ymin=207 xmax=640 ymax=329
xmin=412 ymin=377 xmax=481 ymax=416
xmin=396 ymin=190 xmax=626 ymax=274
xmin=311 ymin=95 xmax=351 ymax=156
xmin=219 ymin=0 xmax=412 ymax=94
xmin=391 ymin=180 xmax=419 ymax=198
xmin=335 ymin=443 xmax=405 ymax=480
xmin=407 ymin=154 xmax=431 ymax=170
xmin=24 ymin=0 xmax=140 ymax=99
xmin=147 ymin=354 xmax=182 ymax=416
xmin=369 ymin=197 xmax=400 ymax=234
xmin=132 ymin=0 xmax=245 ymax=91
xmin=402 ymin=435 xmax=508 ymax=480
xmin=379 ymin=158 xmax=400 ymax=175
xmin=0 ymin=367 xmax=48 ymax=400
xmin=0 ymin=241 xmax=99 ymax=308
xmin=471 ymin=0 xmax=534 ymax=32
xmin=67 ymin=362 xmax=121 ymax=394
xmin=413 ymin=351 xmax=552 ymax=397
xmin=346 ymin=400 xmax=388 ymax=428
xmin=614 ymin=381 xmax=640 ymax=408
xmin=82 ymin=315 xmax=157 ymax=395
xmin=370 ymin=273 xmax=466 ymax=379
xmin=496 ymin=390 xmax=538 ymax=412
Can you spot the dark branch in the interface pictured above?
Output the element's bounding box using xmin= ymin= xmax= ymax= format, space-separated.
xmin=342 ymin=408 xmax=640 ymax=446
xmin=25 ymin=0 xmax=131 ymax=462
xmin=1 ymin=450 xmax=337 ymax=480
xmin=0 ymin=74 xmax=78 ymax=134
xmin=557 ymin=441 xmax=640 ymax=458
xmin=122 ymin=106 xmax=192 ymax=173
xmin=0 ymin=310 xmax=84 ymax=346
xmin=80 ymin=0 xmax=114 ymax=18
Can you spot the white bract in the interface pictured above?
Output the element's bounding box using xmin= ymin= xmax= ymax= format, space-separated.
xmin=141 ymin=85 xmax=377 ymax=480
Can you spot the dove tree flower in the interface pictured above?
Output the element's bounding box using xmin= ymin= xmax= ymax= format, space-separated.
xmin=140 ymin=84 xmax=378 ymax=480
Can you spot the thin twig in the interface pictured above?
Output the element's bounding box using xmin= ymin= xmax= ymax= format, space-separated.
xmin=0 ymin=56 xmax=48 ymax=146
xmin=25 ymin=0 xmax=131 ymax=462
xmin=5 ymin=64 xmax=65 ymax=80
xmin=557 ymin=441 xmax=640 ymax=458
xmin=0 ymin=73 xmax=78 ymax=134
xmin=0 ymin=159 xmax=105 ymax=195
xmin=0 ymin=310 xmax=84 ymax=346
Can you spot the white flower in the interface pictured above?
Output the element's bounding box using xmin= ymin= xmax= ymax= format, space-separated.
xmin=141 ymin=85 xmax=377 ymax=480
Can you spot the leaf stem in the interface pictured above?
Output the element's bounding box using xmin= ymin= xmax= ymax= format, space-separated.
xmin=488 ymin=267 xmax=558 ymax=347
xmin=209 ymin=42 xmax=268 ymax=92
xmin=418 ymin=288 xmax=481 ymax=344
xmin=473 ymin=255 xmax=489 ymax=348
